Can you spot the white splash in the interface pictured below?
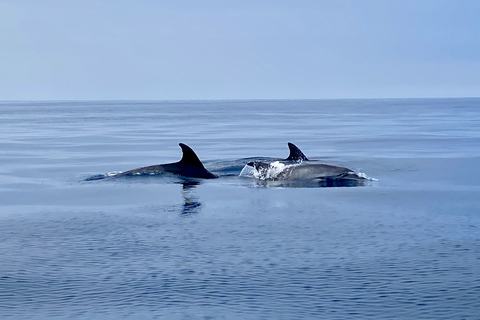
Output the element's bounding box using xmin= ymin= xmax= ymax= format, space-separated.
xmin=239 ymin=165 xmax=255 ymax=177
xmin=357 ymin=172 xmax=379 ymax=181
xmin=240 ymin=161 xmax=296 ymax=181
xmin=106 ymin=171 xmax=121 ymax=177
xmin=260 ymin=161 xmax=287 ymax=180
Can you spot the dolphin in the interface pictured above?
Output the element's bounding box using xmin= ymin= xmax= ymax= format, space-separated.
xmin=246 ymin=160 xmax=359 ymax=181
xmin=245 ymin=143 xmax=363 ymax=182
xmin=87 ymin=143 xmax=218 ymax=180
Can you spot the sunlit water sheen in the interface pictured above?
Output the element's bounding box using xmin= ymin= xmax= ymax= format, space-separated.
xmin=0 ymin=99 xmax=479 ymax=319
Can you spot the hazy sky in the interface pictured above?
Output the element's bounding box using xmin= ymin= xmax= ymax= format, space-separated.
xmin=1 ymin=0 xmax=479 ymax=100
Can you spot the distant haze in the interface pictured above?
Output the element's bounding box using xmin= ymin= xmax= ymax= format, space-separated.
xmin=1 ymin=0 xmax=479 ymax=100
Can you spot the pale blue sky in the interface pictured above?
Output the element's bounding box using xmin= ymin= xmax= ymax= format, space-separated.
xmin=1 ymin=0 xmax=479 ymax=100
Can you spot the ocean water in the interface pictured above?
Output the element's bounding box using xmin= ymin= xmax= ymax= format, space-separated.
xmin=0 ymin=99 xmax=479 ymax=319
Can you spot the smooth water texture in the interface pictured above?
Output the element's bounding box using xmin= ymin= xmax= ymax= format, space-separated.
xmin=0 ymin=99 xmax=479 ymax=319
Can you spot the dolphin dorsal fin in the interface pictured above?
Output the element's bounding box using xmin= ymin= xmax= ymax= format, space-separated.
xmin=285 ymin=142 xmax=309 ymax=161
xmin=179 ymin=143 xmax=206 ymax=168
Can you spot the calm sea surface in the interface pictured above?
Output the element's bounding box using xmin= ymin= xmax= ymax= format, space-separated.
xmin=0 ymin=99 xmax=479 ymax=319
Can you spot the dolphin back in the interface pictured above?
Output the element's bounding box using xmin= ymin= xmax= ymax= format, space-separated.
xmin=86 ymin=143 xmax=218 ymax=180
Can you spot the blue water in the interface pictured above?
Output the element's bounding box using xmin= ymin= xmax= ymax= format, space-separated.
xmin=0 ymin=99 xmax=479 ymax=319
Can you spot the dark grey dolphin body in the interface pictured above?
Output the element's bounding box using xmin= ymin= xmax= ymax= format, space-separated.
xmin=87 ymin=143 xmax=218 ymax=180
xmin=119 ymin=143 xmax=218 ymax=179
xmin=246 ymin=143 xmax=363 ymax=182
xmin=247 ymin=161 xmax=358 ymax=181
